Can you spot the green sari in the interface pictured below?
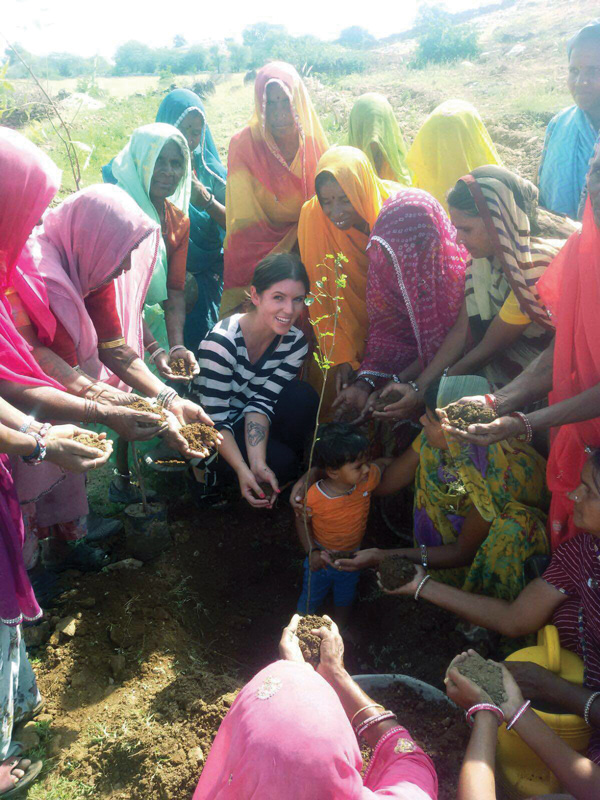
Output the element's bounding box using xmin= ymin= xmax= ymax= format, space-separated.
xmin=413 ymin=431 xmax=550 ymax=601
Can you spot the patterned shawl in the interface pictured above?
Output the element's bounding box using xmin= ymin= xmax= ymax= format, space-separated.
xmin=359 ymin=189 xmax=466 ymax=384
xmin=298 ymin=146 xmax=403 ymax=369
xmin=460 ymin=166 xmax=561 ymax=382
xmin=347 ymin=93 xmax=412 ymax=186
xmin=223 ymin=62 xmax=329 ymax=290
xmin=407 ymin=99 xmax=502 ymax=210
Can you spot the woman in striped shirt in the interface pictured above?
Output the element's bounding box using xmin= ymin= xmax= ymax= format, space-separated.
xmin=382 ymin=449 xmax=600 ymax=769
xmin=192 ymin=253 xmax=319 ymax=507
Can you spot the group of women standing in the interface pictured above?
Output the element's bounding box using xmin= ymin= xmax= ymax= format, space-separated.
xmin=2 ymin=17 xmax=600 ymax=797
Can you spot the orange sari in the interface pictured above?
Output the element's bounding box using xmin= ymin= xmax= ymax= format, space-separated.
xmin=298 ymin=146 xmax=403 ymax=371
xmin=223 ymin=62 xmax=328 ymax=310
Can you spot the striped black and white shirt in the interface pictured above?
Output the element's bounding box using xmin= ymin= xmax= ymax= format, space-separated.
xmin=192 ymin=314 xmax=308 ymax=433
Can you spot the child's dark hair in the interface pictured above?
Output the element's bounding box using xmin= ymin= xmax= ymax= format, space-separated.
xmin=424 ymin=379 xmax=442 ymax=417
xmin=251 ymin=252 xmax=309 ymax=295
xmin=313 ymin=422 xmax=369 ymax=470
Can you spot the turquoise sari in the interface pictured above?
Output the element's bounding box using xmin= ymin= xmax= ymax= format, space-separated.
xmin=156 ymin=89 xmax=227 ymax=350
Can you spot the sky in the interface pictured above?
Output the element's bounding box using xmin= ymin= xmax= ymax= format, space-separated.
xmin=3 ymin=0 xmax=486 ymax=59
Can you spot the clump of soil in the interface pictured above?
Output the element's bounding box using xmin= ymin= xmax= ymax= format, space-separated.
xmin=128 ymin=397 xmax=167 ymax=423
xmin=445 ymin=401 xmax=496 ymax=431
xmin=379 ymin=555 xmax=416 ymax=590
xmin=72 ymin=432 xmax=110 ymax=452
xmin=155 ymin=457 xmax=186 ymax=466
xmin=335 ymin=405 xmax=361 ymax=424
xmin=366 ymin=682 xmax=469 ymax=800
xmin=374 ymin=390 xmax=405 ymax=411
xmin=328 ymin=550 xmax=356 ymax=561
xmin=455 ymin=651 xmax=507 ymax=706
xmin=253 ymin=481 xmax=277 ymax=504
xmin=180 ymin=423 xmax=220 ymax=453
xmin=169 ymin=358 xmax=194 ymax=378
xmin=296 ymin=615 xmax=331 ymax=666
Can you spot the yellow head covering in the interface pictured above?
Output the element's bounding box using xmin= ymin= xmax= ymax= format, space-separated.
xmin=298 ymin=146 xmax=402 ymax=368
xmin=407 ymin=99 xmax=502 ymax=210
xmin=348 ymin=93 xmax=412 ymax=185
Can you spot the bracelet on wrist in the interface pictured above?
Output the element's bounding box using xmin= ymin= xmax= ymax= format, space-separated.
xmin=414 ymin=574 xmax=431 ymax=601
xmin=145 ymin=340 xmax=160 ymax=354
xmin=22 ymin=432 xmax=47 ymax=466
xmin=485 ymin=394 xmax=499 ymax=413
xmin=356 ymin=375 xmax=376 ymax=390
xmin=148 ymin=347 xmax=166 ymax=365
xmin=168 ymin=345 xmax=187 ymax=358
xmin=510 ymin=411 xmax=533 ymax=443
xmin=407 ymin=380 xmax=420 ymax=393
xmin=506 ymin=700 xmax=531 ymax=730
xmin=19 ymin=415 xmax=35 ymax=434
xmin=350 ymin=703 xmax=384 ymax=727
xmin=355 ymin=710 xmax=398 ymax=739
xmin=420 ymin=544 xmax=428 ymax=570
xmin=584 ymin=691 xmax=600 ymax=725
xmin=465 ymin=703 xmax=505 ymax=727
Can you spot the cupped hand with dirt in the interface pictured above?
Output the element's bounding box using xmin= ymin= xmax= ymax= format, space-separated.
xmin=495 ymin=661 xmax=526 ymax=721
xmin=250 ymin=463 xmax=280 ymax=508
xmin=332 ymin=380 xmax=372 ymax=423
xmin=236 ymin=464 xmax=273 ymax=508
xmin=372 ymin=380 xmax=420 ymax=420
xmin=334 ymin=362 xmax=356 ymax=394
xmin=100 ymin=400 xmax=166 ymax=441
xmin=169 ymin=395 xmax=218 ymax=431
xmin=445 ymin=650 xmax=495 ymax=709
xmin=152 ymin=349 xmax=197 ymax=384
xmin=310 ymin=550 xmax=331 ymax=571
xmin=439 ymin=396 xmax=522 ymax=446
xmin=313 ymin=616 xmax=345 ymax=680
xmin=45 ymin=425 xmax=113 ymax=473
xmin=377 ymin=562 xmax=426 ymax=596
xmin=160 ymin=409 xmax=213 ymax=460
xmin=334 ymin=548 xmax=383 ymax=572
xmin=279 ymin=613 xmax=312 ymax=668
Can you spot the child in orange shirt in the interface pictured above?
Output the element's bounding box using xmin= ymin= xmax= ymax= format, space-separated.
xmin=296 ymin=422 xmax=387 ymax=627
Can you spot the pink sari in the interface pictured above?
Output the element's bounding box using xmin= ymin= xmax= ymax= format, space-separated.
xmin=193 ymin=660 xmax=437 ymax=799
xmin=30 ymin=184 xmax=160 ymax=389
xmin=537 ymin=198 xmax=600 ymax=547
xmin=360 ymin=190 xmax=466 ymax=385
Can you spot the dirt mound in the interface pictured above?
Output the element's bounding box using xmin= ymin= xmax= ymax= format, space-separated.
xmin=296 ymin=615 xmax=331 ymax=666
xmin=72 ymin=432 xmax=111 ymax=452
xmin=455 ymin=651 xmax=508 ymax=705
xmin=180 ymin=423 xmax=220 ymax=453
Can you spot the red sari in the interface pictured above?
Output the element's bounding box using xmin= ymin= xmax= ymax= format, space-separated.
xmin=537 ymin=198 xmax=600 ymax=547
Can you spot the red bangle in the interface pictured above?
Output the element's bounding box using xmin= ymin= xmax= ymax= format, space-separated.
xmin=510 ymin=411 xmax=533 ymax=443
xmin=465 ymin=703 xmax=504 ymax=727
xmin=485 ymin=394 xmax=499 ymax=413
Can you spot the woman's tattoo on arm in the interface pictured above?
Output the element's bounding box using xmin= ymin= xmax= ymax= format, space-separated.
xmin=247 ymin=420 xmax=267 ymax=446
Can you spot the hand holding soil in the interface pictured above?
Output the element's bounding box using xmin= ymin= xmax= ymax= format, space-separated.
xmin=444 ymin=401 xmax=496 ymax=431
xmin=296 ymin=615 xmax=332 ymax=667
xmin=180 ymin=423 xmax=220 ymax=457
xmin=453 ymin=650 xmax=508 ymax=706
xmin=372 ymin=383 xmax=420 ymax=420
xmin=126 ymin=397 xmax=167 ymax=425
xmin=378 ymin=562 xmax=426 ymax=596
xmin=168 ymin=358 xmax=195 ymax=379
xmin=71 ymin=432 xmax=111 ymax=453
xmin=378 ymin=555 xmax=417 ymax=590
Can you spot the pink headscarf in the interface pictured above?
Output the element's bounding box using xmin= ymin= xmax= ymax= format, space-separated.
xmin=360 ymin=189 xmax=466 ymax=382
xmin=193 ymin=660 xmax=437 ymax=799
xmin=31 ymin=184 xmax=160 ymax=387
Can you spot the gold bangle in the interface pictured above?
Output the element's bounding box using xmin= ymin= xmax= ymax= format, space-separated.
xmin=98 ymin=338 xmax=126 ymax=350
xmin=350 ymin=703 xmax=384 ymax=727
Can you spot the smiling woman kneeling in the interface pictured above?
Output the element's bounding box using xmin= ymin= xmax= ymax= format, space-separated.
xmin=192 ymin=253 xmax=319 ymax=507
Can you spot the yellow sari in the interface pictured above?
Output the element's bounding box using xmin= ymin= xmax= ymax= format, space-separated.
xmin=407 ymin=99 xmax=502 ymax=210
xmin=298 ymin=146 xmax=402 ymax=373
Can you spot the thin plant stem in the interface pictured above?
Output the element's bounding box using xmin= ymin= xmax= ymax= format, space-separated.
xmin=1 ymin=35 xmax=81 ymax=189
xmin=130 ymin=443 xmax=148 ymax=514
xmin=303 ymin=254 xmax=345 ymax=614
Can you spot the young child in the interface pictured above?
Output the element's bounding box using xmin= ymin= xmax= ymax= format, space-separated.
xmin=296 ymin=422 xmax=387 ymax=628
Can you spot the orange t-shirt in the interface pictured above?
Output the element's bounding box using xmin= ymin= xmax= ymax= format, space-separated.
xmin=308 ymin=464 xmax=381 ymax=552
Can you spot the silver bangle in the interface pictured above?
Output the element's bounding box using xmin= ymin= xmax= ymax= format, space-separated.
xmin=414 ymin=574 xmax=431 ymax=601
xmin=148 ymin=347 xmax=166 ymax=364
xmin=357 ymin=375 xmax=376 ymax=389
xmin=168 ymin=345 xmax=187 ymax=358
xmin=420 ymin=544 xmax=428 ymax=570
xmin=584 ymin=691 xmax=600 ymax=725
xmin=19 ymin=415 xmax=35 ymax=434
xmin=408 ymin=380 xmax=420 ymax=393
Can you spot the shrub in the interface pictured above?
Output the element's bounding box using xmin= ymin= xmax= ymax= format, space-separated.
xmin=411 ymin=5 xmax=479 ymax=68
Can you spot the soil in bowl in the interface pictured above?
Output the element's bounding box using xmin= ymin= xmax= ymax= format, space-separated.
xmin=455 ymin=651 xmax=507 ymax=705
xmin=445 ymin=402 xmax=496 ymax=431
xmin=379 ymin=555 xmax=416 ymax=590
xmin=72 ymin=432 xmax=110 ymax=452
xmin=169 ymin=358 xmax=194 ymax=378
xmin=296 ymin=614 xmax=331 ymax=667
xmin=180 ymin=423 xmax=220 ymax=454
xmin=374 ymin=390 xmax=405 ymax=411
xmin=128 ymin=397 xmax=167 ymax=423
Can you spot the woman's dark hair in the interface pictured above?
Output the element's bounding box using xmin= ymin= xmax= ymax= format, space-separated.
xmin=251 ymin=252 xmax=309 ymax=295
xmin=162 ymin=135 xmax=188 ymax=163
xmin=313 ymin=422 xmax=369 ymax=470
xmin=446 ymin=179 xmax=478 ymax=217
xmin=315 ymin=170 xmax=338 ymax=196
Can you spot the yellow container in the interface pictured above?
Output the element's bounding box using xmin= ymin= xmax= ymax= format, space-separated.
xmin=496 ymin=625 xmax=589 ymax=799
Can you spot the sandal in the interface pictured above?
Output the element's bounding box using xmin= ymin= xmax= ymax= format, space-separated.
xmin=0 ymin=756 xmax=42 ymax=797
xmin=49 ymin=543 xmax=110 ymax=573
